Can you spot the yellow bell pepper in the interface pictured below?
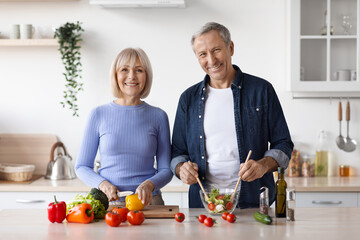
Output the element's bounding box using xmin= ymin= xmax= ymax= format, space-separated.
xmin=125 ymin=194 xmax=144 ymax=211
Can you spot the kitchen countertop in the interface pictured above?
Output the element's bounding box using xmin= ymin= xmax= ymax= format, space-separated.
xmin=1 ymin=176 xmax=360 ymax=193
xmin=287 ymin=176 xmax=360 ymax=192
xmin=1 ymin=207 xmax=360 ymax=239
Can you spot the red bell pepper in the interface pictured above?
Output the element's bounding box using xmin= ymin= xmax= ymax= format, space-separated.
xmin=47 ymin=195 xmax=67 ymax=223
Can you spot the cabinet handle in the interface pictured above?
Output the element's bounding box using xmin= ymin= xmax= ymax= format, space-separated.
xmin=311 ymin=200 xmax=342 ymax=205
xmin=16 ymin=199 xmax=45 ymax=203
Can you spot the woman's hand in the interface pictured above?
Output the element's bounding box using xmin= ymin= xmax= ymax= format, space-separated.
xmin=99 ymin=180 xmax=119 ymax=201
xmin=136 ymin=180 xmax=155 ymax=206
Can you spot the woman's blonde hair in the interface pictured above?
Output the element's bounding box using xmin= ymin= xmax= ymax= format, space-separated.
xmin=110 ymin=47 xmax=153 ymax=99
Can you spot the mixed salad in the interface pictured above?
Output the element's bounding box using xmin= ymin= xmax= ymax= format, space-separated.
xmin=206 ymin=187 xmax=235 ymax=214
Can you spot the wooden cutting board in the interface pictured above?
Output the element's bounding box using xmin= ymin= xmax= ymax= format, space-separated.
xmin=109 ymin=205 xmax=179 ymax=218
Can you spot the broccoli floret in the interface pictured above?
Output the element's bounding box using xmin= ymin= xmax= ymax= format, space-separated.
xmin=89 ymin=188 xmax=109 ymax=210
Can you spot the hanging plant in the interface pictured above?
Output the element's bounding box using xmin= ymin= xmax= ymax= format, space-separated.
xmin=54 ymin=21 xmax=84 ymax=117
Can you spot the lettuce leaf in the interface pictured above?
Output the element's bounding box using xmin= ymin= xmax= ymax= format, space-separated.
xmin=66 ymin=193 xmax=106 ymax=218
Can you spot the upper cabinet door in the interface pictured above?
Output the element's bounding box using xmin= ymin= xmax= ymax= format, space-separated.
xmin=287 ymin=0 xmax=360 ymax=98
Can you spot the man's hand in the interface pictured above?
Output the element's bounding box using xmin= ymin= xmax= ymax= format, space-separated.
xmin=99 ymin=180 xmax=119 ymax=201
xmin=175 ymin=162 xmax=199 ymax=185
xmin=238 ymin=156 xmax=278 ymax=182
xmin=136 ymin=180 xmax=155 ymax=206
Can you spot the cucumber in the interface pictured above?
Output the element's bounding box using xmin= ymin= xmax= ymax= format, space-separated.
xmin=253 ymin=211 xmax=272 ymax=225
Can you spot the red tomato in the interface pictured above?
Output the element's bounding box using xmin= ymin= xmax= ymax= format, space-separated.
xmin=105 ymin=212 xmax=122 ymax=227
xmin=197 ymin=214 xmax=207 ymax=223
xmin=226 ymin=213 xmax=236 ymax=223
xmin=112 ymin=207 xmax=129 ymax=222
xmin=175 ymin=212 xmax=185 ymax=222
xmin=208 ymin=203 xmax=215 ymax=211
xmin=222 ymin=212 xmax=229 ymax=220
xmin=204 ymin=217 xmax=216 ymax=227
xmin=226 ymin=202 xmax=234 ymax=210
xmin=216 ymin=195 xmax=225 ymax=200
xmin=127 ymin=210 xmax=145 ymax=225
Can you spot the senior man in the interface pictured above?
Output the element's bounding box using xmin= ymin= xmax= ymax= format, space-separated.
xmin=171 ymin=22 xmax=293 ymax=208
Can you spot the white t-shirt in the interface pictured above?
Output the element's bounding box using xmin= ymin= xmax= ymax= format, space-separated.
xmin=204 ymin=85 xmax=240 ymax=189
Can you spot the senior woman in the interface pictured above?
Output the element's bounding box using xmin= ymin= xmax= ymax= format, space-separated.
xmin=75 ymin=47 xmax=173 ymax=206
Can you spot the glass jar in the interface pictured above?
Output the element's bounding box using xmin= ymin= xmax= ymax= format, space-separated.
xmin=301 ymin=155 xmax=315 ymax=177
xmin=288 ymin=149 xmax=301 ymax=177
xmin=286 ymin=189 xmax=295 ymax=221
xmin=339 ymin=165 xmax=350 ymax=177
xmin=259 ymin=187 xmax=269 ymax=215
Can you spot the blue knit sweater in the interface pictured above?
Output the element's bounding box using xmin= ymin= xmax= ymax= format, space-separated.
xmin=75 ymin=101 xmax=173 ymax=196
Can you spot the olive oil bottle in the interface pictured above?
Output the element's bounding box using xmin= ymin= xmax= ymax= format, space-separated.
xmin=275 ymin=167 xmax=287 ymax=218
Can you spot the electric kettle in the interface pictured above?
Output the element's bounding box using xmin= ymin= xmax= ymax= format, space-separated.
xmin=45 ymin=141 xmax=76 ymax=180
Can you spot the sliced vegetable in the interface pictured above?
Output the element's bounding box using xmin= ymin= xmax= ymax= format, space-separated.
xmin=206 ymin=187 xmax=234 ymax=214
xmin=253 ymin=211 xmax=272 ymax=225
xmin=208 ymin=203 xmax=215 ymax=211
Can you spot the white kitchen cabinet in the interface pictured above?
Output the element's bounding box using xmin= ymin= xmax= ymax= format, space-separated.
xmin=295 ymin=192 xmax=358 ymax=207
xmin=287 ymin=0 xmax=360 ymax=98
xmin=0 ymin=191 xmax=87 ymax=210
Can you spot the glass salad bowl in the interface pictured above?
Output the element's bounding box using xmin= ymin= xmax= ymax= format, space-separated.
xmin=199 ymin=186 xmax=240 ymax=215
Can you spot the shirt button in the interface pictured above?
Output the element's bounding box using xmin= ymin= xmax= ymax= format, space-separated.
xmin=203 ymin=87 xmax=205 ymax=91
xmin=202 ymin=177 xmax=205 ymax=180
xmin=201 ymin=156 xmax=204 ymax=159
xmin=201 ymin=97 xmax=204 ymax=100
xmin=256 ymin=108 xmax=259 ymax=111
xmin=199 ymin=115 xmax=202 ymax=118
xmin=200 ymin=135 xmax=203 ymax=139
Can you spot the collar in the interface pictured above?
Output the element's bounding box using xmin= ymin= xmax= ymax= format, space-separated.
xmin=199 ymin=64 xmax=243 ymax=96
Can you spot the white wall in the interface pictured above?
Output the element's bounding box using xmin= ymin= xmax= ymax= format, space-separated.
xmin=0 ymin=0 xmax=359 ymax=175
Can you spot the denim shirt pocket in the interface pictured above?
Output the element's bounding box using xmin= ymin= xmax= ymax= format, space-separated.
xmin=245 ymin=105 xmax=268 ymax=135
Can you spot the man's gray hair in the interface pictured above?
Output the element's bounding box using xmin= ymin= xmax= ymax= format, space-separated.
xmin=191 ymin=22 xmax=232 ymax=50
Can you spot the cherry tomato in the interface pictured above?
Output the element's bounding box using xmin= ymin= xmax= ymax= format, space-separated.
xmin=226 ymin=202 xmax=234 ymax=210
xmin=127 ymin=210 xmax=145 ymax=225
xmin=203 ymin=217 xmax=216 ymax=227
xmin=112 ymin=207 xmax=130 ymax=222
xmin=216 ymin=195 xmax=225 ymax=200
xmin=222 ymin=212 xmax=229 ymax=220
xmin=197 ymin=214 xmax=207 ymax=223
xmin=208 ymin=203 xmax=215 ymax=211
xmin=175 ymin=212 xmax=185 ymax=222
xmin=226 ymin=213 xmax=236 ymax=223
xmin=105 ymin=212 xmax=122 ymax=227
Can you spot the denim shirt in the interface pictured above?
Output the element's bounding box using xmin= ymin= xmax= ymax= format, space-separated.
xmin=170 ymin=65 xmax=294 ymax=208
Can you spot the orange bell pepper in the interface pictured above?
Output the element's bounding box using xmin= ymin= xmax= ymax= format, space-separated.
xmin=66 ymin=203 xmax=94 ymax=224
